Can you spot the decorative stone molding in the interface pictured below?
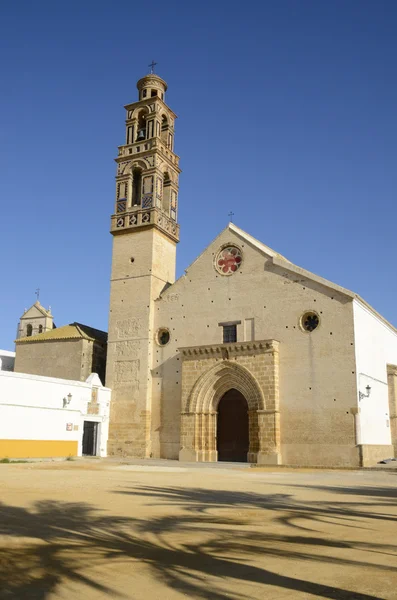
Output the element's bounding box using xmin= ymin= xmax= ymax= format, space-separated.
xmin=214 ymin=244 xmax=243 ymax=276
xmin=179 ymin=340 xmax=280 ymax=464
xmin=180 ymin=340 xmax=279 ymax=358
xmin=110 ymin=206 xmax=179 ymax=243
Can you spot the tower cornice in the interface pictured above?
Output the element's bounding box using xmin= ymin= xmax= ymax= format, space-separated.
xmin=137 ymin=73 xmax=168 ymax=91
xmin=115 ymin=138 xmax=181 ymax=172
xmin=110 ymin=206 xmax=179 ymax=243
xmin=124 ymin=97 xmax=178 ymax=120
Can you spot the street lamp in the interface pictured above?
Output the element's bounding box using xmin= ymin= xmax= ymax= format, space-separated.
xmin=359 ymin=385 xmax=371 ymax=401
xmin=63 ymin=393 xmax=73 ymax=408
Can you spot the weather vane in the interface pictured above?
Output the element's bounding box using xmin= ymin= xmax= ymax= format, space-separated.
xmin=148 ymin=60 xmax=157 ymax=74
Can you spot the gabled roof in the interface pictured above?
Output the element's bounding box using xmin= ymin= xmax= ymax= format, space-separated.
xmin=228 ymin=223 xmax=290 ymax=262
xmin=230 ymin=225 xmax=397 ymax=331
xmin=228 ymin=223 xmax=397 ymax=333
xmin=16 ymin=323 xmax=107 ymax=344
xmin=181 ymin=222 xmax=290 ymax=275
xmin=20 ymin=301 xmax=52 ymax=319
xmin=72 ymin=323 xmax=108 ymax=344
xmin=162 ymin=222 xmax=397 ymax=334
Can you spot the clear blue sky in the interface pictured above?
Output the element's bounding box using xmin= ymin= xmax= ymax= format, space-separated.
xmin=1 ymin=1 xmax=396 ymax=350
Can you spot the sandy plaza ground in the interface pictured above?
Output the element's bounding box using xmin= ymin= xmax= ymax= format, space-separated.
xmin=0 ymin=459 xmax=397 ymax=599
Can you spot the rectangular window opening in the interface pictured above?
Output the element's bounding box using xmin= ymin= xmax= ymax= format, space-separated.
xmin=223 ymin=324 xmax=237 ymax=344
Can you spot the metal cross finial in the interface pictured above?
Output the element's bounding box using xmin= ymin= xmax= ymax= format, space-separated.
xmin=35 ymin=288 xmax=40 ymax=301
xmin=228 ymin=211 xmax=235 ymax=223
xmin=148 ymin=60 xmax=157 ymax=74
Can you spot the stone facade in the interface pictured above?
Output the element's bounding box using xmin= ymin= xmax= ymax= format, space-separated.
xmin=150 ymin=223 xmax=367 ymax=467
xmin=106 ymin=72 xmax=396 ymax=467
xmin=179 ymin=341 xmax=280 ymax=464
xmin=15 ymin=339 xmax=88 ymax=382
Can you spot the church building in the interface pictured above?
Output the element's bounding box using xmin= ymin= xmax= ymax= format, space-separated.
xmin=106 ymin=72 xmax=397 ymax=467
xmin=14 ymin=302 xmax=107 ymax=385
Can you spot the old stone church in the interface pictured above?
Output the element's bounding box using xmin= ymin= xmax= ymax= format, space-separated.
xmin=105 ymin=72 xmax=397 ymax=468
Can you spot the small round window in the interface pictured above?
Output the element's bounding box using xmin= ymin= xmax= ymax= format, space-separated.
xmin=301 ymin=312 xmax=320 ymax=332
xmin=156 ymin=328 xmax=170 ymax=346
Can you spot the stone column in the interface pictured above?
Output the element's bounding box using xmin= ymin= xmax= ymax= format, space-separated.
xmin=195 ymin=412 xmax=217 ymax=462
xmin=195 ymin=412 xmax=205 ymax=461
xmin=207 ymin=411 xmax=218 ymax=462
xmin=350 ymin=407 xmax=362 ymax=445
xmin=247 ymin=409 xmax=259 ymax=463
xmin=127 ymin=174 xmax=133 ymax=208
xmin=387 ymin=365 xmax=397 ymax=456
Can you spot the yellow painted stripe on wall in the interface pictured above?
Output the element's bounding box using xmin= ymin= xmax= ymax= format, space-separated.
xmin=0 ymin=440 xmax=78 ymax=458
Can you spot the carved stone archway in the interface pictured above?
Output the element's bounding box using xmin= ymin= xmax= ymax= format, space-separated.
xmin=179 ymin=340 xmax=281 ymax=464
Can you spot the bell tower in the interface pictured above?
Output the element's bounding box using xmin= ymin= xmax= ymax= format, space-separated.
xmin=106 ymin=71 xmax=181 ymax=457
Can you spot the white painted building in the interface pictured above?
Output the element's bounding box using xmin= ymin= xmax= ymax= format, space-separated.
xmin=0 ymin=349 xmax=15 ymax=372
xmin=353 ymin=299 xmax=397 ymax=462
xmin=0 ymin=370 xmax=111 ymax=459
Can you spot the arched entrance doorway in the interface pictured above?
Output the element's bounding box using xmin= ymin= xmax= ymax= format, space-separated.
xmin=217 ymin=389 xmax=249 ymax=462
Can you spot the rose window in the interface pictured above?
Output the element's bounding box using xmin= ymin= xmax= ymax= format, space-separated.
xmin=215 ymin=246 xmax=242 ymax=275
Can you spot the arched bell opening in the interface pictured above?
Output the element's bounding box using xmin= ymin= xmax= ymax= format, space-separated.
xmin=216 ymin=389 xmax=249 ymax=462
xmin=136 ymin=109 xmax=148 ymax=142
xmin=132 ymin=168 xmax=142 ymax=206
xmin=163 ymin=171 xmax=171 ymax=214
xmin=161 ymin=114 xmax=169 ymax=145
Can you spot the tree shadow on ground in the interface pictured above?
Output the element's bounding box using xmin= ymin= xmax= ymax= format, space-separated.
xmin=287 ymin=484 xmax=397 ymax=500
xmin=116 ymin=484 xmax=397 ymax=529
xmin=1 ymin=483 xmax=397 ymax=600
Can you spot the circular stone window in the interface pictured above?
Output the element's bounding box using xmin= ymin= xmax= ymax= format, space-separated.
xmin=300 ymin=312 xmax=320 ymax=332
xmin=156 ymin=328 xmax=170 ymax=346
xmin=215 ymin=245 xmax=242 ymax=275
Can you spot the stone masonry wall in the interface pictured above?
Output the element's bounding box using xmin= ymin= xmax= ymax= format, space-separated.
xmin=179 ymin=340 xmax=280 ymax=464
xmin=15 ymin=339 xmax=84 ymax=382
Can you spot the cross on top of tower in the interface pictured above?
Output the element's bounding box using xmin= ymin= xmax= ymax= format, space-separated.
xmin=35 ymin=288 xmax=40 ymax=301
xmin=228 ymin=211 xmax=235 ymax=223
xmin=148 ymin=60 xmax=157 ymax=74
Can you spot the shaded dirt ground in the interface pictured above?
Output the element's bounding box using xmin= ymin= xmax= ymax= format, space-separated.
xmin=1 ymin=460 xmax=397 ymax=599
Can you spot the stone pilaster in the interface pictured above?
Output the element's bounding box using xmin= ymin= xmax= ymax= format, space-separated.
xmin=387 ymin=365 xmax=397 ymax=456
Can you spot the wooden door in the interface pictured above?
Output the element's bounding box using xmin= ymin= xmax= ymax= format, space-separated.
xmin=82 ymin=421 xmax=98 ymax=456
xmin=217 ymin=389 xmax=249 ymax=462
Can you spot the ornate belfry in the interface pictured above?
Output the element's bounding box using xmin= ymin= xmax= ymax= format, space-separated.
xmin=111 ymin=73 xmax=180 ymax=241
xmin=106 ymin=72 xmax=181 ymax=458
